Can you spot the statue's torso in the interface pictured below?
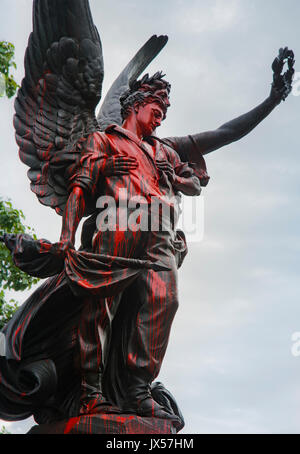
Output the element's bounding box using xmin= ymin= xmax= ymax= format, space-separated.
xmin=81 ymin=127 xmax=183 ymax=264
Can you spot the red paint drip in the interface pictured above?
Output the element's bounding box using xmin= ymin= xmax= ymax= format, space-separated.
xmin=64 ymin=416 xmax=80 ymax=434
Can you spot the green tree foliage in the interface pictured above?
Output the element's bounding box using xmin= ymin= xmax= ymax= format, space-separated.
xmin=0 ymin=41 xmax=20 ymax=98
xmin=0 ymin=200 xmax=39 ymax=330
xmin=0 ymin=425 xmax=10 ymax=434
xmin=0 ymin=42 xmax=36 ymax=329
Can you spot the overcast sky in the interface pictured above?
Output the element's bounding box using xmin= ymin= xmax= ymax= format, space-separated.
xmin=0 ymin=0 xmax=300 ymax=434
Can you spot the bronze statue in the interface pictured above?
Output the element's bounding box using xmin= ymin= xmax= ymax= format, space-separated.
xmin=0 ymin=0 xmax=295 ymax=434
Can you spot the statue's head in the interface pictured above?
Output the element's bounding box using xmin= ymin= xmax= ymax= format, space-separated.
xmin=120 ymin=71 xmax=171 ymax=123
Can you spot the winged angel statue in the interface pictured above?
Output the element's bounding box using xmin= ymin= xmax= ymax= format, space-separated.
xmin=0 ymin=0 xmax=295 ymax=433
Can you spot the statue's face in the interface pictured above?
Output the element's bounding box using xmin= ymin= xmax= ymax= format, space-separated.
xmin=136 ymin=101 xmax=165 ymax=137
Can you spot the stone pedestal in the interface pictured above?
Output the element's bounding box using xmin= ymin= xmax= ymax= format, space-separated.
xmin=27 ymin=413 xmax=178 ymax=434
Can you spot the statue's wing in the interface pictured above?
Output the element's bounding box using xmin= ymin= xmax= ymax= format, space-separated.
xmin=97 ymin=35 xmax=168 ymax=131
xmin=14 ymin=0 xmax=104 ymax=215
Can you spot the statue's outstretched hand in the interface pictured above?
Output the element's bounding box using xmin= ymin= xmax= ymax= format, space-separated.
xmin=270 ymin=47 xmax=295 ymax=104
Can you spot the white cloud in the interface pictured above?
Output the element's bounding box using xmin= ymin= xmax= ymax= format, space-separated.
xmin=176 ymin=0 xmax=241 ymax=34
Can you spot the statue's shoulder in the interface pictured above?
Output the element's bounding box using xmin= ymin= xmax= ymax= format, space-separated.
xmin=82 ymin=129 xmax=113 ymax=154
xmin=152 ymin=137 xmax=182 ymax=163
xmin=94 ymin=124 xmax=125 ymax=146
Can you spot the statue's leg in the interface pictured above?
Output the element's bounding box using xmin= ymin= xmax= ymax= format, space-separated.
xmin=78 ymin=294 xmax=122 ymax=414
xmin=122 ymin=257 xmax=179 ymax=419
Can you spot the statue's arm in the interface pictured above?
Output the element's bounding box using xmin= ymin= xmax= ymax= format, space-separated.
xmin=190 ymin=93 xmax=280 ymax=155
xmin=165 ymin=47 xmax=295 ymax=157
xmin=163 ymin=94 xmax=281 ymax=160
xmin=173 ymin=174 xmax=201 ymax=196
xmin=59 ymin=187 xmax=86 ymax=249
xmin=58 ymin=153 xmax=138 ymax=249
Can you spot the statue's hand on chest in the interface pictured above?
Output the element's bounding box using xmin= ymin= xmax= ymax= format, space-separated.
xmin=156 ymin=159 xmax=176 ymax=185
xmin=102 ymin=155 xmax=138 ymax=177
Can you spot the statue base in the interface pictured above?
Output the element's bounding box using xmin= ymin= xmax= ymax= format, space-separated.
xmin=27 ymin=412 xmax=178 ymax=434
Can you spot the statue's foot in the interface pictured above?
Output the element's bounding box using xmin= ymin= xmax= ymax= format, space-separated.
xmin=79 ymin=393 xmax=120 ymax=415
xmin=122 ymin=394 xmax=181 ymax=430
xmin=122 ymin=379 xmax=182 ymax=431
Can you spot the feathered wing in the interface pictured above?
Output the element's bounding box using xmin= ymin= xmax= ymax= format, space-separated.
xmin=14 ymin=0 xmax=104 ymax=215
xmin=97 ymin=35 xmax=168 ymax=130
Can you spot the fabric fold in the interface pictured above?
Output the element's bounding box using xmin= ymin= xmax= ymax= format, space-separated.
xmin=2 ymin=233 xmax=170 ymax=298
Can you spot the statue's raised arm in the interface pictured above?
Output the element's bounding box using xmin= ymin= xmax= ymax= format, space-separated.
xmin=164 ymin=47 xmax=295 ymax=164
